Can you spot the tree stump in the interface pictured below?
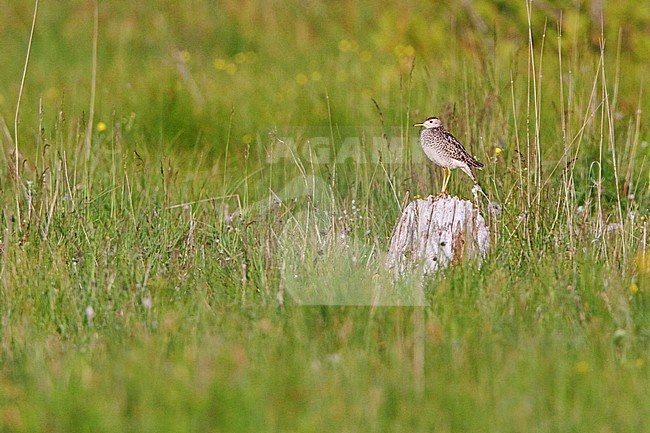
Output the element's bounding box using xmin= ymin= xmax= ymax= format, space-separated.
xmin=386 ymin=195 xmax=490 ymax=276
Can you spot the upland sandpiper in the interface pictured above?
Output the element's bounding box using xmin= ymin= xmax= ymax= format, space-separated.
xmin=413 ymin=116 xmax=483 ymax=196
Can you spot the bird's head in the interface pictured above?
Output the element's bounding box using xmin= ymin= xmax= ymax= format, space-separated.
xmin=413 ymin=117 xmax=443 ymax=129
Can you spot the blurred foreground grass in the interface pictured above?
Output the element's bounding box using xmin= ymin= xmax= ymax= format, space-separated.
xmin=0 ymin=1 xmax=650 ymax=431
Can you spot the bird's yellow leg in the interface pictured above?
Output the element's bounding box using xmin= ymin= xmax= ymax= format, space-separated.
xmin=434 ymin=168 xmax=451 ymax=199
xmin=441 ymin=168 xmax=451 ymax=194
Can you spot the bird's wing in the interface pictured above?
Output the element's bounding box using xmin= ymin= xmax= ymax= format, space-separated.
xmin=442 ymin=130 xmax=483 ymax=168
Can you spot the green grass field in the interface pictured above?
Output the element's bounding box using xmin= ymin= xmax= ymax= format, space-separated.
xmin=1 ymin=1 xmax=650 ymax=431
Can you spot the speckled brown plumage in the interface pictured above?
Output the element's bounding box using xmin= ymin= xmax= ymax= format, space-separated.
xmin=414 ymin=116 xmax=483 ymax=194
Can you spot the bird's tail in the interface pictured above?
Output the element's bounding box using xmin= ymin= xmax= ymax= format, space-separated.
xmin=468 ymin=157 xmax=483 ymax=169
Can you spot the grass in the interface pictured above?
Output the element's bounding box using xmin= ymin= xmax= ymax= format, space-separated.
xmin=1 ymin=0 xmax=650 ymax=431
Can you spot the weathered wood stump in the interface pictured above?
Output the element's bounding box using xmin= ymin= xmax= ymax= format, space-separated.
xmin=386 ymin=195 xmax=489 ymax=276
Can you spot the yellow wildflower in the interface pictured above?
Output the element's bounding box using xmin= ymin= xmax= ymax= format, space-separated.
xmin=575 ymin=360 xmax=590 ymax=374
xmin=96 ymin=121 xmax=107 ymax=132
xmin=225 ymin=63 xmax=237 ymax=75
xmin=394 ymin=44 xmax=416 ymax=58
xmin=295 ymin=73 xmax=308 ymax=86
xmin=214 ymin=58 xmax=228 ymax=70
xmin=338 ymin=39 xmax=353 ymax=52
xmin=179 ymin=50 xmax=191 ymax=63
xmin=234 ymin=52 xmax=248 ymax=64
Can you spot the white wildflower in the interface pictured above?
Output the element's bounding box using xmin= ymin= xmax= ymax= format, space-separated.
xmin=85 ymin=305 xmax=95 ymax=325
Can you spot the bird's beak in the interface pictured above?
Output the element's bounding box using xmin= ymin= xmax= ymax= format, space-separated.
xmin=413 ymin=123 xmax=424 ymax=127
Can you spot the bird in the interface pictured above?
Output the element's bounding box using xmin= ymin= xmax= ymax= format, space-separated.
xmin=413 ymin=116 xmax=483 ymax=196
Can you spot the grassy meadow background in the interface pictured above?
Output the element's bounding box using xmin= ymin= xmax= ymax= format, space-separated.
xmin=1 ymin=0 xmax=650 ymax=431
